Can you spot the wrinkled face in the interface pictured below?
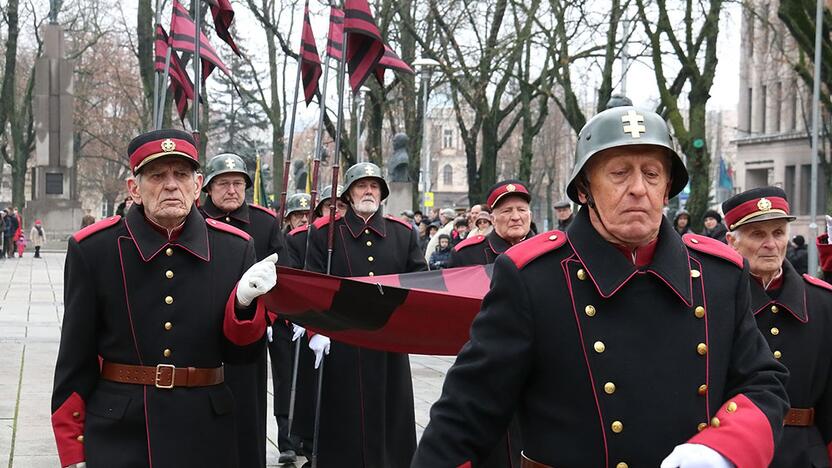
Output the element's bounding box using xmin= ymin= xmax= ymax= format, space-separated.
xmin=128 ymin=158 xmax=201 ymax=229
xmin=207 ymin=173 xmax=247 ymax=212
xmin=287 ymin=211 xmax=310 ymax=229
xmin=578 ymin=146 xmax=671 ymax=246
xmin=492 ymin=196 xmax=531 ymax=244
xmin=727 ymin=219 xmax=789 ymax=278
xmin=349 ymin=179 xmax=381 ymax=216
xmin=703 ymin=217 xmax=718 ymax=229
xmin=555 ymin=206 xmax=572 ymax=220
xmin=319 ymin=199 xmax=348 ymax=218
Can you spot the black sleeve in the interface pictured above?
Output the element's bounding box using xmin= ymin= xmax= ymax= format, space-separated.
xmin=407 ymin=226 xmax=428 ymax=273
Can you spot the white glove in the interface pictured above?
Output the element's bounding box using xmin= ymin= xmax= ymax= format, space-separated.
xmin=660 ymin=444 xmax=734 ymax=468
xmin=292 ymin=324 xmax=306 ymax=342
xmin=826 ymin=215 xmax=832 ymax=242
xmin=67 ymin=463 xmax=87 ymax=468
xmin=308 ymin=334 xmax=331 ymax=369
xmin=236 ymin=253 xmax=279 ymax=307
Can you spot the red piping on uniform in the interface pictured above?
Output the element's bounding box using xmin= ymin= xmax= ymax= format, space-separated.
xmin=644 ymin=267 xmax=694 ymax=307
xmin=124 ymin=217 xmax=166 ymax=262
xmin=562 ymin=256 xmax=609 ymax=467
xmin=752 ymin=300 xmax=808 ymax=324
xmin=568 ymin=237 xmax=639 ymax=300
xmin=118 ymin=237 xmax=144 ymax=364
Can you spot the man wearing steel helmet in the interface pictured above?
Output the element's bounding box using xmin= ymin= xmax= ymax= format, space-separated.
xmin=283 ymin=192 xmax=312 ymax=232
xmin=304 ymin=162 xmax=426 ymax=467
xmin=51 ymin=130 xmax=277 ymax=468
xmin=412 ymin=107 xmax=788 ymax=468
xmin=201 ymin=152 xmax=290 ymax=468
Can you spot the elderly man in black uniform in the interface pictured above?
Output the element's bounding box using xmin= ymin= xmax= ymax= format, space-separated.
xmin=51 ymin=129 xmax=277 ymax=468
xmin=412 ymin=107 xmax=789 ymax=468
xmin=723 ymin=186 xmax=832 ymax=467
xmin=304 ymin=162 xmax=426 ymax=467
xmin=286 ymin=185 xmax=345 ymax=268
xmin=449 ymin=180 xmax=532 ymax=267
xmin=284 ymin=192 xmax=312 ymax=232
xmin=201 ymin=152 xmax=288 ymax=468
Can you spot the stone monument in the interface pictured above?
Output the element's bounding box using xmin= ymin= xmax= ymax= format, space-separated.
xmin=385 ymin=133 xmax=413 ymax=217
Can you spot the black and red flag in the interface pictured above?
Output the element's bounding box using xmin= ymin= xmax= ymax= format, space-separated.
xmin=209 ymin=0 xmax=241 ymax=57
xmin=325 ymin=7 xmax=344 ymax=61
xmin=374 ymin=44 xmax=414 ymax=82
xmin=343 ymin=0 xmax=384 ymax=93
xmin=154 ymin=24 xmax=195 ymax=121
xmin=262 ymin=265 xmax=494 ymax=355
xmin=299 ymin=2 xmax=322 ymax=106
xmin=169 ymin=0 xmax=231 ymax=82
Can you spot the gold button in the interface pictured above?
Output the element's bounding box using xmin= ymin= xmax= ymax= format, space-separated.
xmin=165 ymin=270 xmax=174 ymax=279
xmin=697 ymin=422 xmax=707 ymax=432
xmin=697 ymin=343 xmax=708 ymax=355
xmin=364 ymin=229 xmax=370 ymax=234
xmin=616 ymin=463 xmax=628 ymax=468
xmin=604 ymin=382 xmax=616 ymax=394
xmin=577 ymin=269 xmax=587 ymax=280
xmin=710 ymin=417 xmax=720 ymax=427
xmin=594 ymin=341 xmax=606 ymax=353
xmin=611 ymin=421 xmax=623 ymax=433
xmin=773 ymin=350 xmax=782 ymax=359
xmin=690 ymin=269 xmax=701 ymax=278
xmin=698 ymin=384 xmax=708 ymax=396
xmin=76 ymin=435 xmax=84 ymax=443
xmin=164 ymin=296 xmax=173 ymax=305
xmin=368 ymin=272 xmax=374 ymax=276
xmin=770 ymin=327 xmax=779 ymax=336
xmin=366 ymin=241 xmax=372 ymax=247
xmin=165 ymin=247 xmax=173 ymax=256
xmin=164 ymin=322 xmax=173 ymax=331
xmin=548 ymin=234 xmax=558 ymax=241
xmin=727 ymin=401 xmax=738 ymax=412
xmin=771 ymin=305 xmax=779 ymax=313
xmin=368 ymin=256 xmax=374 ymax=262
xmin=163 ymin=348 xmax=172 ymax=357
xmin=72 ymin=411 xmax=80 ymax=418
xmin=585 ymin=305 xmax=596 ymax=317
xmin=694 ymin=306 xmax=705 ymax=318
xmin=690 ymin=238 xmax=699 ymax=244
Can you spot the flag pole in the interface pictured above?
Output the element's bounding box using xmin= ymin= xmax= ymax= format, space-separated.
xmin=156 ymin=46 xmax=173 ymax=129
xmin=192 ymin=0 xmax=202 ymax=148
xmin=152 ymin=0 xmax=164 ymax=127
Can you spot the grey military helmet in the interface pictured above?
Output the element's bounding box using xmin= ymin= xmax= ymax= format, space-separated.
xmin=340 ymin=162 xmax=390 ymax=202
xmin=566 ymin=106 xmax=688 ymax=204
xmin=315 ymin=184 xmax=344 ymax=213
xmin=203 ymin=153 xmax=252 ymax=192
xmin=285 ymin=192 xmax=312 ymax=217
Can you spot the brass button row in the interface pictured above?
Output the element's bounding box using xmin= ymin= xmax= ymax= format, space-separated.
xmin=163 ymin=348 xmax=172 ymax=358
xmin=771 ymin=305 xmax=779 ymax=314
xmin=697 ymin=343 xmax=708 ymax=356
xmin=366 ymin=241 xmax=372 ymax=247
xmin=164 ymin=321 xmax=173 ymax=331
xmin=165 ymin=270 xmax=174 ymax=279
xmin=694 ymin=306 xmax=705 ymax=318
xmin=773 ymin=350 xmax=782 ymax=359
xmin=165 ymin=247 xmax=173 ymax=256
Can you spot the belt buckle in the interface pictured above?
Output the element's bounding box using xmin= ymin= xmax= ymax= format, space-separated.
xmin=155 ymin=364 xmax=175 ymax=389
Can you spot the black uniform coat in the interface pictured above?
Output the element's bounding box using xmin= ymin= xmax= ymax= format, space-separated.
xmin=448 ymin=230 xmax=525 ymax=268
xmin=305 ymin=206 xmax=426 ymax=468
xmin=749 ymin=260 xmax=832 ymax=467
xmin=412 ymin=208 xmax=789 ymax=468
xmin=202 ymin=197 xmax=287 ymax=468
xmin=51 ymin=205 xmax=267 ymax=468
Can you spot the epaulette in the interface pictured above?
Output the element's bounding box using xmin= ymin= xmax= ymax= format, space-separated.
xmin=453 ymin=234 xmax=485 ymax=252
xmin=288 ymin=225 xmax=308 ymax=236
xmin=73 ymin=215 xmax=121 ymax=242
xmin=313 ymin=212 xmax=342 ymax=229
xmin=682 ymin=233 xmax=743 ymax=269
xmin=803 ymin=273 xmax=832 ymax=292
xmin=205 ymin=218 xmax=251 ymax=241
xmin=384 ymin=215 xmax=413 ymax=230
xmin=504 ymin=230 xmax=566 ymax=269
xmin=249 ymin=203 xmax=276 ymax=218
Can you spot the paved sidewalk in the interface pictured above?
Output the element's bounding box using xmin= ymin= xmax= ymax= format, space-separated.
xmin=0 ymin=253 xmax=453 ymax=467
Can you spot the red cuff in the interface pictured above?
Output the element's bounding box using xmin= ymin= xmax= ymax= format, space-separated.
xmin=223 ymin=285 xmax=266 ymax=346
xmin=457 ymin=462 xmax=472 ymax=468
xmin=688 ymin=394 xmax=774 ymax=468
xmin=51 ymin=392 xmax=85 ymax=466
xmin=817 ymin=234 xmax=832 ymax=273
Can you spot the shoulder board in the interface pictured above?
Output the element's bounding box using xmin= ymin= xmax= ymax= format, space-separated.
xmin=205 ymin=218 xmax=251 ymax=241
xmin=682 ymin=233 xmax=743 ymax=269
xmin=288 ymin=225 xmax=308 ymax=236
xmin=313 ymin=212 xmax=342 ymax=229
xmin=803 ymin=273 xmax=832 ymax=292
xmin=384 ymin=215 xmax=413 ymax=230
xmin=504 ymin=230 xmax=566 ymax=269
xmin=453 ymin=234 xmax=486 ymax=252
xmin=73 ymin=215 xmax=121 ymax=242
xmin=249 ymin=203 xmax=276 ymax=218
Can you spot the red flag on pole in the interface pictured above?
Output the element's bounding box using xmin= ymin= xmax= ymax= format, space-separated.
xmin=374 ymin=44 xmax=414 ymax=82
xmin=344 ymin=0 xmax=384 ymax=93
xmin=209 ymin=0 xmax=241 ymax=56
xmin=300 ymin=2 xmax=322 ymax=106
xmin=155 ymin=24 xmax=194 ymax=121
xmin=325 ymin=7 xmax=344 ymax=60
xmin=169 ymin=0 xmax=231 ymax=81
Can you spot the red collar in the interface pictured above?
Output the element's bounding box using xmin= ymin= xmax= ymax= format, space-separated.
xmin=144 ymin=213 xmax=186 ymax=242
xmin=751 ymin=268 xmax=784 ymax=291
xmin=612 ymin=238 xmax=659 ymax=267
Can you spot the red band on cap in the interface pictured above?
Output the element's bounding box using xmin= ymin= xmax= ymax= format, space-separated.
xmin=724 ymin=197 xmax=790 ymax=230
xmin=129 ymin=138 xmax=198 ymax=173
xmin=487 ymin=183 xmax=530 ymax=208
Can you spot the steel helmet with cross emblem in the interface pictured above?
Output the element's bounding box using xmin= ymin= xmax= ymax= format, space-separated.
xmin=566 ymin=106 xmax=688 ymax=204
xmin=285 ymin=192 xmax=312 ymax=217
xmin=341 ymin=162 xmax=390 ymax=202
xmin=202 ymin=153 xmax=253 ymax=192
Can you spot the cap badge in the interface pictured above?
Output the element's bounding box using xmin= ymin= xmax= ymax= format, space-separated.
xmin=757 ymin=197 xmax=772 ymax=211
xmin=224 ymin=157 xmax=236 ymax=169
xmin=364 ymin=166 xmax=376 ymax=176
xmin=621 ymin=110 xmax=646 ymax=138
xmin=161 ymin=139 xmax=176 ymax=152
xmin=299 ymin=198 xmax=309 ymax=208
xmin=506 ymin=184 xmax=516 ymax=192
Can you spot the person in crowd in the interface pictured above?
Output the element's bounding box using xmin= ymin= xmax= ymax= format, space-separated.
xmin=429 ymin=234 xmax=453 ymax=270
xmin=554 ymin=199 xmax=574 ymax=230
xmin=673 ymin=208 xmax=692 ymax=235
xmin=5 ymin=206 xmax=19 ymax=258
xmin=701 ymin=209 xmax=727 ymax=243
xmin=80 ymin=215 xmax=96 ymax=229
xmin=30 ymin=220 xmax=46 ymax=258
xmin=786 ymin=234 xmax=808 ymax=276
xmin=471 ymin=211 xmax=493 ymax=237
xmin=451 ymin=218 xmax=469 ymax=246
xmin=283 ymin=193 xmax=311 ymax=232
xmin=413 ymin=210 xmax=424 ymax=226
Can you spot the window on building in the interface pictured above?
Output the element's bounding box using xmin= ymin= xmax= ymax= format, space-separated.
xmin=443 ymin=164 xmax=453 ymax=186
xmin=774 ymin=81 xmax=782 ymax=133
xmin=761 ymin=85 xmax=767 ymax=133
xmin=443 ymin=128 xmax=454 ymax=148
xmin=747 ymin=87 xmax=753 ymax=132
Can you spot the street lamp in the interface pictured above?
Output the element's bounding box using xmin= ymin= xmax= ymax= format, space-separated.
xmin=413 ymin=57 xmax=440 ymax=214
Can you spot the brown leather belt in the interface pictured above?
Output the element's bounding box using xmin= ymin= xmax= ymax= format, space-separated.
xmin=101 ymin=361 xmax=224 ymax=389
xmin=521 ymin=452 xmax=553 ymax=468
xmin=784 ymin=407 xmax=815 ymax=427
